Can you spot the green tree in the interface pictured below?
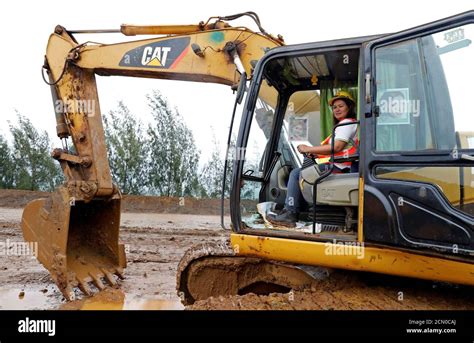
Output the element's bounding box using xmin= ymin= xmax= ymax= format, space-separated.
xmin=104 ymin=102 xmax=149 ymax=195
xmin=146 ymin=90 xmax=201 ymax=197
xmin=223 ymin=135 xmax=238 ymax=199
xmin=9 ymin=112 xmax=63 ymax=191
xmin=240 ymin=139 xmax=261 ymax=199
xmin=0 ymin=133 xmax=14 ymax=189
xmin=199 ymin=131 xmax=231 ymax=198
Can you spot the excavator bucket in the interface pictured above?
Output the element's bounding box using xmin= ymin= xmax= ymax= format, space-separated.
xmin=21 ymin=186 xmax=126 ymax=300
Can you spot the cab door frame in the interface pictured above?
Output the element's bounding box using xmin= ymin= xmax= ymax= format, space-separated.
xmin=230 ymin=36 xmax=380 ymax=234
xmin=361 ymin=10 xmax=474 ymax=255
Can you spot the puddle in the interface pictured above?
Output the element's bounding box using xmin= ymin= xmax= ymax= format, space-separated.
xmin=0 ymin=286 xmax=184 ymax=310
xmin=78 ymin=297 xmax=184 ymax=310
xmin=59 ymin=288 xmax=184 ymax=310
xmin=0 ymin=286 xmax=59 ymax=310
xmin=122 ymin=298 xmax=184 ymax=310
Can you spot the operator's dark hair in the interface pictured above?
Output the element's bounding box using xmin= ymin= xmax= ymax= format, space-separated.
xmin=332 ymin=98 xmax=357 ymax=125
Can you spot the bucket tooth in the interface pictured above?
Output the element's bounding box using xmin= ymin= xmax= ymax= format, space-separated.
xmin=101 ymin=269 xmax=117 ymax=286
xmin=62 ymin=285 xmax=76 ymax=301
xmin=78 ymin=280 xmax=92 ymax=296
xmin=115 ymin=268 xmax=125 ymax=280
xmin=90 ymin=273 xmax=106 ymax=290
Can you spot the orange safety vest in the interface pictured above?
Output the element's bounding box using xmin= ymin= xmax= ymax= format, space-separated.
xmin=316 ymin=119 xmax=359 ymax=168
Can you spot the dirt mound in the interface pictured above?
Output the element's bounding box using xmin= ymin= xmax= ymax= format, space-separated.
xmin=0 ymin=189 xmax=50 ymax=209
xmin=0 ymin=189 xmax=256 ymax=215
xmin=122 ymin=194 xmax=226 ymax=215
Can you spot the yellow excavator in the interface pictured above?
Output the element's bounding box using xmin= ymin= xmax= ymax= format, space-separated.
xmin=22 ymin=11 xmax=474 ymax=303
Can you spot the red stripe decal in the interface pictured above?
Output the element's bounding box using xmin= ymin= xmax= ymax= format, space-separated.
xmin=170 ymin=46 xmax=189 ymax=69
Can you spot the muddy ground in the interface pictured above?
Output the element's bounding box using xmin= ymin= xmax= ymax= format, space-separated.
xmin=0 ymin=190 xmax=473 ymax=310
xmin=0 ymin=207 xmax=227 ymax=310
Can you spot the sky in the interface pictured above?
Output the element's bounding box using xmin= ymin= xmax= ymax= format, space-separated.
xmin=0 ymin=0 xmax=472 ymax=165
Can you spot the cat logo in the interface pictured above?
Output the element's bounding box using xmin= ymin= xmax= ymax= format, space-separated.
xmin=119 ymin=37 xmax=190 ymax=69
xmin=141 ymin=46 xmax=171 ymax=67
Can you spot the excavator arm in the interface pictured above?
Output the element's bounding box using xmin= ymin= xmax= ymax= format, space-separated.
xmin=21 ymin=14 xmax=319 ymax=300
xmin=44 ymin=22 xmax=283 ymax=200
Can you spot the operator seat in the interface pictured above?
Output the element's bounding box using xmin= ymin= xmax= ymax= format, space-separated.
xmin=299 ymin=158 xmax=359 ymax=206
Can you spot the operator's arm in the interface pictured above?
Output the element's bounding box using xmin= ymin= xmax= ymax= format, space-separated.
xmin=297 ymin=141 xmax=346 ymax=155
xmin=297 ymin=120 xmax=357 ymax=155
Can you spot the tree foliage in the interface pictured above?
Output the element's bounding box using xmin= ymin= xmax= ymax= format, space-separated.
xmin=104 ymin=102 xmax=149 ymax=195
xmin=146 ymin=90 xmax=201 ymax=197
xmin=0 ymin=134 xmax=14 ymax=189
xmin=8 ymin=113 xmax=62 ymax=191
xmin=199 ymin=130 xmax=234 ymax=199
xmin=1 ymin=92 xmax=234 ymax=200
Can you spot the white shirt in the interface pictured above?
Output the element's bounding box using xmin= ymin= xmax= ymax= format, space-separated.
xmin=333 ymin=119 xmax=358 ymax=170
xmin=334 ymin=119 xmax=358 ymax=144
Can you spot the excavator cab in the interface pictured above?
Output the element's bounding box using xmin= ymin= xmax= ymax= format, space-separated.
xmin=177 ymin=11 xmax=474 ymax=305
xmin=178 ymin=12 xmax=474 ymax=303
